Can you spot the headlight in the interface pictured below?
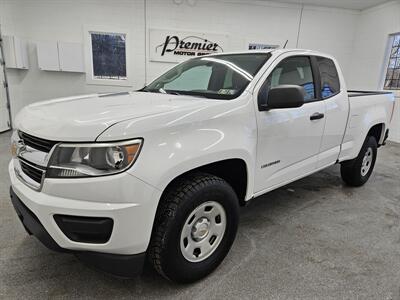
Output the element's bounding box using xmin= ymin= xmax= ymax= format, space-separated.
xmin=47 ymin=139 xmax=142 ymax=178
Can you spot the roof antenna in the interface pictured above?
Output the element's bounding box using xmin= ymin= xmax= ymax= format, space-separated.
xmin=283 ymin=40 xmax=288 ymax=49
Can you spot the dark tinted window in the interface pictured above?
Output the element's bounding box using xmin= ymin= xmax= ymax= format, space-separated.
xmin=91 ymin=32 xmax=127 ymax=80
xmin=316 ymin=57 xmax=340 ymax=98
xmin=266 ymin=56 xmax=315 ymax=102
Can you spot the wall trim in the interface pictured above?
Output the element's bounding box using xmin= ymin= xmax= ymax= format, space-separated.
xmin=361 ymin=0 xmax=399 ymax=13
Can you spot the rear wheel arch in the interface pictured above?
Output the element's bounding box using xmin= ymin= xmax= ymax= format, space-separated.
xmin=341 ymin=135 xmax=377 ymax=186
xmin=367 ymin=123 xmax=385 ymax=145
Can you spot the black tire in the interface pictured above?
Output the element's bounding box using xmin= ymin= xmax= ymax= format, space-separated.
xmin=340 ymin=136 xmax=377 ymax=187
xmin=148 ymin=172 xmax=239 ymax=283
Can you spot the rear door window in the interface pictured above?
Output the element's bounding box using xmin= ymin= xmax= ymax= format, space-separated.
xmin=316 ymin=57 xmax=340 ymax=99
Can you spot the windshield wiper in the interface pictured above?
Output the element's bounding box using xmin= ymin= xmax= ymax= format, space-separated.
xmin=159 ymin=88 xmax=182 ymax=95
xmin=141 ymin=88 xmax=212 ymax=98
xmin=140 ymin=88 xmax=181 ymax=95
xmin=166 ymin=91 xmax=182 ymax=95
xmin=140 ymin=88 xmax=161 ymax=94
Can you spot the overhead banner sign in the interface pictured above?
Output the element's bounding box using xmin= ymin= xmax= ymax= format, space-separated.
xmin=149 ymin=29 xmax=228 ymax=63
xmin=248 ymin=43 xmax=279 ymax=50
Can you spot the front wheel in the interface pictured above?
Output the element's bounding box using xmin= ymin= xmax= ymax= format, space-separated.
xmin=148 ymin=173 xmax=239 ymax=283
xmin=340 ymin=136 xmax=377 ymax=187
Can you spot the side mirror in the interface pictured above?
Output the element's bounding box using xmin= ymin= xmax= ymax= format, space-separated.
xmin=258 ymin=85 xmax=305 ymax=111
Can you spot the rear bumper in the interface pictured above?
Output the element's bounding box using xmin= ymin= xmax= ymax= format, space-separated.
xmin=10 ymin=187 xmax=145 ymax=277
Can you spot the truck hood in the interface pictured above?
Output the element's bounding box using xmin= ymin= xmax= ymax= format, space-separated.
xmin=15 ymin=92 xmax=212 ymax=141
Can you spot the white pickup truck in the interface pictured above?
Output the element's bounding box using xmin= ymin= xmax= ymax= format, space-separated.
xmin=9 ymin=49 xmax=395 ymax=283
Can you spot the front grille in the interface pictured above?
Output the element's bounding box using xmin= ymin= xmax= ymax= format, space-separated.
xmin=18 ymin=131 xmax=58 ymax=153
xmin=20 ymin=160 xmax=45 ymax=183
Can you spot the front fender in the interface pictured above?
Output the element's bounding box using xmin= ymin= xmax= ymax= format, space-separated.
xmin=98 ymin=95 xmax=257 ymax=200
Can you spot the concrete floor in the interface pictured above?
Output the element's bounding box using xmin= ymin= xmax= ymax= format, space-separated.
xmin=0 ymin=131 xmax=399 ymax=299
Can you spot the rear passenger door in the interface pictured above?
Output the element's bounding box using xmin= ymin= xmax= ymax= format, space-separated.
xmin=313 ymin=56 xmax=348 ymax=168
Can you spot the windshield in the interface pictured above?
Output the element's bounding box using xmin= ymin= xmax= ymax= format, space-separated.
xmin=142 ymin=53 xmax=271 ymax=100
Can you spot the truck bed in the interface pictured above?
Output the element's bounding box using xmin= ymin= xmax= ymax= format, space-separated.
xmin=338 ymin=89 xmax=395 ymax=162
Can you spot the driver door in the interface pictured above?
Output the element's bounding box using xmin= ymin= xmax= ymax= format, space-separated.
xmin=254 ymin=55 xmax=326 ymax=193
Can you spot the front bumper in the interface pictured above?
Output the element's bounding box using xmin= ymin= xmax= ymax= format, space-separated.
xmin=9 ymin=160 xmax=162 ymax=277
xmin=10 ymin=187 xmax=145 ymax=277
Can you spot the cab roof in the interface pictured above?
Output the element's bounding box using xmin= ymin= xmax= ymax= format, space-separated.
xmin=207 ymin=48 xmax=334 ymax=60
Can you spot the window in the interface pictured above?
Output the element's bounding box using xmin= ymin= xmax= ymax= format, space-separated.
xmin=84 ymin=26 xmax=131 ymax=86
xmin=265 ymin=56 xmax=316 ymax=102
xmin=316 ymin=57 xmax=340 ymax=98
xmin=384 ymin=33 xmax=400 ymax=90
xmin=144 ymin=53 xmax=271 ymax=99
xmin=164 ymin=65 xmax=212 ymax=91
xmin=91 ymin=32 xmax=126 ymax=80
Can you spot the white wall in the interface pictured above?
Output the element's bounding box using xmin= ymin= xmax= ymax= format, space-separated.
xmin=145 ymin=0 xmax=358 ymax=81
xmin=0 ymin=0 xmax=146 ymax=120
xmin=297 ymin=5 xmax=358 ymax=78
xmin=145 ymin=0 xmax=302 ymax=81
xmin=347 ymin=1 xmax=400 ymax=142
xmin=0 ymin=0 xmax=360 ymax=120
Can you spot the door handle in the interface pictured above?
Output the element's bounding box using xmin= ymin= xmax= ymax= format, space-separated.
xmin=310 ymin=112 xmax=324 ymax=120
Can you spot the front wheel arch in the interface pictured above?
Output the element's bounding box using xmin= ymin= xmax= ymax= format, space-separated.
xmin=159 ymin=158 xmax=249 ymax=207
xmin=148 ymin=172 xmax=239 ymax=283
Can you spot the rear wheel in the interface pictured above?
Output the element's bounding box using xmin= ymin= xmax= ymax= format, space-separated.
xmin=340 ymin=136 xmax=377 ymax=187
xmin=148 ymin=173 xmax=239 ymax=283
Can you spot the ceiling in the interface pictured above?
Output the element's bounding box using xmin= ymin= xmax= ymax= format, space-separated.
xmin=267 ymin=0 xmax=392 ymax=10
